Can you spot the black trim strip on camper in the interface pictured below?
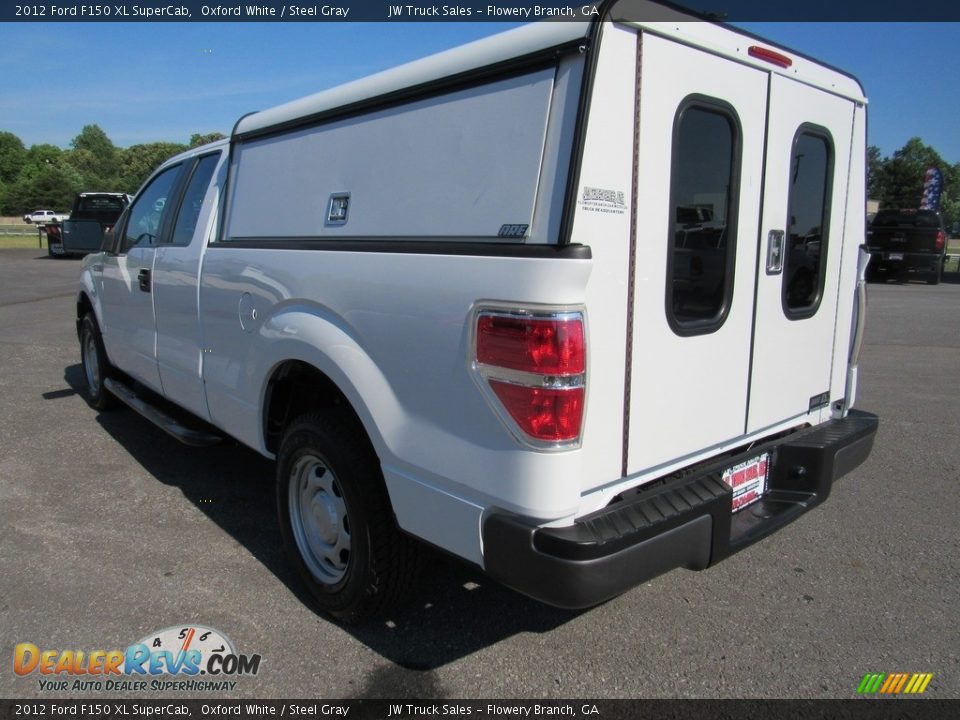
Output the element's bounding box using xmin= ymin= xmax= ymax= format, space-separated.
xmin=217 ymin=111 xmax=258 ymax=249
xmin=232 ymin=42 xmax=587 ymax=144
xmin=559 ymin=0 xmax=710 ymax=247
xmin=209 ymin=238 xmax=592 ymax=260
xmin=557 ymin=16 xmax=605 ymax=246
xmin=621 ymin=31 xmax=644 ymax=479
xmin=743 ymin=73 xmax=773 ymax=435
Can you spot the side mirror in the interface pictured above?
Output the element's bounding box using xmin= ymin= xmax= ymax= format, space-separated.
xmin=101 ymin=227 xmax=116 ymax=254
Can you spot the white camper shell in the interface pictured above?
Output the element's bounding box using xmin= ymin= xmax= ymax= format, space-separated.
xmin=79 ymin=3 xmax=878 ymax=620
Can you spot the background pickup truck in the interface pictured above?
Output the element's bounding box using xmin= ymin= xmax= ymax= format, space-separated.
xmin=23 ymin=209 xmax=68 ymax=225
xmin=866 ymin=208 xmax=947 ymax=285
xmin=47 ymin=192 xmax=131 ymax=257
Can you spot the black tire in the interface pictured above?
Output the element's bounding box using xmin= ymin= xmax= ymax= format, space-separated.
xmin=927 ymin=263 xmax=942 ymax=285
xmin=276 ymin=412 xmax=419 ymax=623
xmin=79 ymin=313 xmax=118 ymax=411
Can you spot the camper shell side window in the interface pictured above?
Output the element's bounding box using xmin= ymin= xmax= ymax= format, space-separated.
xmin=665 ymin=96 xmax=742 ymax=337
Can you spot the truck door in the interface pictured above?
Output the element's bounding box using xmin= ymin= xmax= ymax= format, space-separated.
xmin=152 ymin=152 xmax=224 ymax=421
xmin=747 ymin=75 xmax=854 ymax=432
xmin=626 ymin=34 xmax=767 ymax=473
xmin=99 ymin=163 xmax=185 ymax=394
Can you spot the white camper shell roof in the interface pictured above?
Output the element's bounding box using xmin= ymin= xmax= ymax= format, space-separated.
xmin=234 ymin=4 xmax=864 ymax=139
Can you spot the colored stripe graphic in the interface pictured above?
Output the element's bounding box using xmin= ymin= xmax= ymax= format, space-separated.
xmin=857 ymin=673 xmax=885 ymax=693
xmin=858 ymin=673 xmax=933 ymax=695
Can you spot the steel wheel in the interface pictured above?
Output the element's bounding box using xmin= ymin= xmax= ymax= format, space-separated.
xmin=79 ymin=312 xmax=117 ymax=411
xmin=276 ymin=412 xmax=421 ymax=622
xmin=289 ymin=453 xmax=351 ymax=585
xmin=83 ymin=331 xmax=101 ymax=397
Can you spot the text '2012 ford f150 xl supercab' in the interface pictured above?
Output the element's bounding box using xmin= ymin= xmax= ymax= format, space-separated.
xmin=77 ymin=5 xmax=878 ymax=623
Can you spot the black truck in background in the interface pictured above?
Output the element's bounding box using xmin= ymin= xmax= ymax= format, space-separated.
xmin=866 ymin=209 xmax=947 ymax=285
xmin=46 ymin=192 xmax=131 ymax=258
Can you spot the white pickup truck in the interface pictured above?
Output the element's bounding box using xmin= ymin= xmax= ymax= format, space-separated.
xmin=23 ymin=209 xmax=68 ymax=225
xmin=77 ymin=10 xmax=878 ymax=623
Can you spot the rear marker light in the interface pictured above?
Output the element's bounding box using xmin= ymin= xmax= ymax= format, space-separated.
xmin=473 ymin=309 xmax=586 ymax=447
xmin=748 ymin=45 xmax=793 ymax=68
xmin=935 ymin=230 xmax=945 ymax=252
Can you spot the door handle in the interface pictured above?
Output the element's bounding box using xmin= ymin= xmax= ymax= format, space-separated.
xmin=138 ymin=268 xmax=151 ymax=293
xmin=765 ymin=230 xmax=785 ymax=274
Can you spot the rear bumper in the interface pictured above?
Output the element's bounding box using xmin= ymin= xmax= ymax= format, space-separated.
xmin=482 ymin=410 xmax=878 ymax=609
xmin=867 ymin=250 xmax=943 ymax=272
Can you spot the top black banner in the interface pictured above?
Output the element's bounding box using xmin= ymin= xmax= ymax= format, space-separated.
xmin=4 ymin=0 xmax=960 ymax=22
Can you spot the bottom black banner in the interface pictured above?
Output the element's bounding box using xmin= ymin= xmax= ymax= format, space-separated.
xmin=1 ymin=700 xmax=958 ymax=720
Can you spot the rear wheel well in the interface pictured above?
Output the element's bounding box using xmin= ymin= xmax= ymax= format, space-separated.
xmin=263 ymin=361 xmax=365 ymax=456
xmin=77 ymin=293 xmax=94 ymax=318
xmin=76 ymin=293 xmax=94 ymax=338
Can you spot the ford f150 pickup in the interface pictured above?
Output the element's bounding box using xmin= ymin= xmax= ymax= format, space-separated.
xmin=23 ymin=209 xmax=68 ymax=225
xmin=76 ymin=9 xmax=878 ymax=623
xmin=866 ymin=208 xmax=947 ymax=285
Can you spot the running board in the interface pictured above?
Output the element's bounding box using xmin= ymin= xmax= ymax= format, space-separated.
xmin=103 ymin=378 xmax=223 ymax=447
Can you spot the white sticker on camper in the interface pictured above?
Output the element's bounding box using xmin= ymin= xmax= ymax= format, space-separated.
xmin=579 ymin=186 xmax=627 ymax=215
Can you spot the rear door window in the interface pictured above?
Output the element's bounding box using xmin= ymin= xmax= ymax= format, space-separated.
xmin=667 ymin=99 xmax=741 ymax=335
xmin=782 ymin=127 xmax=833 ymax=317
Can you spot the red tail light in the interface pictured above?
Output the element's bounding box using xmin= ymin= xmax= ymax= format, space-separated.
xmin=474 ymin=309 xmax=586 ymax=446
xmin=488 ymin=381 xmax=584 ymax=442
xmin=935 ymin=230 xmax=945 ymax=251
xmin=46 ymin=225 xmax=61 ymax=240
xmin=477 ymin=315 xmax=585 ymax=375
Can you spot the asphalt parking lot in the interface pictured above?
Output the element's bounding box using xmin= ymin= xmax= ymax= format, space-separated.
xmin=1 ymin=248 xmax=957 ymax=700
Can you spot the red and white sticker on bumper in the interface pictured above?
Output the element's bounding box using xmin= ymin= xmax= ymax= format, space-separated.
xmin=721 ymin=453 xmax=770 ymax=512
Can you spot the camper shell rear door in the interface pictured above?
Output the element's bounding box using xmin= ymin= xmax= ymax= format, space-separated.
xmin=579 ymin=23 xmax=863 ymax=481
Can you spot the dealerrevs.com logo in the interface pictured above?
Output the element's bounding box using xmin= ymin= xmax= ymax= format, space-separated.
xmin=14 ymin=625 xmax=261 ymax=692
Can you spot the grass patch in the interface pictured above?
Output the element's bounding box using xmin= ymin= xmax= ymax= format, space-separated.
xmin=0 ymin=234 xmax=47 ymax=249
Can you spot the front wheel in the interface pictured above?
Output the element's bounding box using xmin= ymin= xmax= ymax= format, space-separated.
xmin=276 ymin=412 xmax=419 ymax=623
xmin=79 ymin=313 xmax=117 ymax=411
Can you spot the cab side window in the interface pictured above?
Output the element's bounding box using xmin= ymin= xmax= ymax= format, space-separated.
xmin=169 ymin=154 xmax=220 ymax=247
xmin=121 ymin=165 xmax=181 ymax=253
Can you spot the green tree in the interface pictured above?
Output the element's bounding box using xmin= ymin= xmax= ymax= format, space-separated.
xmin=190 ymin=132 xmax=226 ymax=148
xmin=27 ymin=143 xmax=64 ymax=167
xmin=119 ymin=142 xmax=188 ymax=192
xmin=876 ymin=137 xmax=954 ymax=211
xmin=866 ymin=145 xmax=885 ymax=201
xmin=69 ymin=124 xmax=120 ymax=187
xmin=4 ymin=161 xmax=82 ymax=213
xmin=940 ymin=161 xmax=960 ymax=231
xmin=0 ymin=131 xmax=28 ymax=184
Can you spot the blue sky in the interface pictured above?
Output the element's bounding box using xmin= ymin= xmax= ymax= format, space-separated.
xmin=1 ymin=21 xmax=958 ymax=163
